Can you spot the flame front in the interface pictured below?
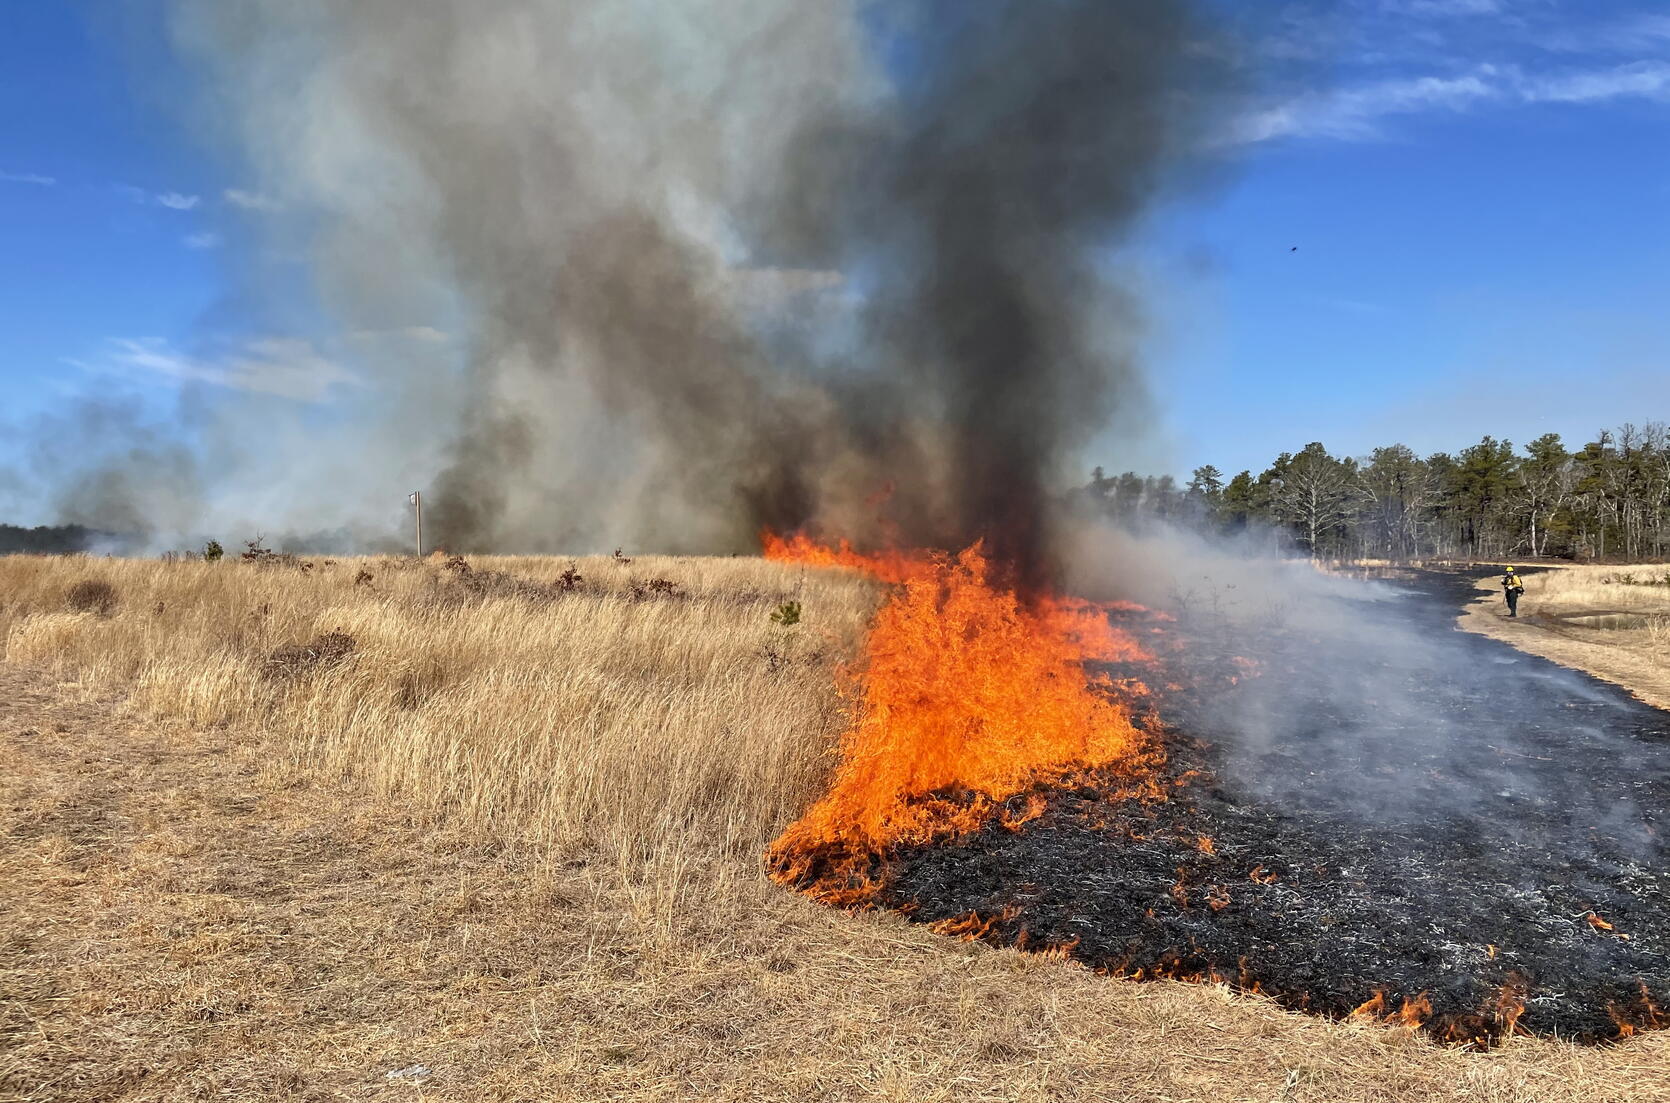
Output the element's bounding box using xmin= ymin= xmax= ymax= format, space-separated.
xmin=764 ymin=533 xmax=1159 ymax=899
xmin=760 ymin=533 xmax=1664 ymax=1046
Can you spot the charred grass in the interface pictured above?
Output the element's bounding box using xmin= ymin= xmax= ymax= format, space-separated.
xmin=2 ymin=555 xmax=1668 ymax=1100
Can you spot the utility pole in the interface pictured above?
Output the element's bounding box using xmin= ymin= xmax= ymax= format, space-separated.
xmin=409 ymin=491 xmax=424 ymax=558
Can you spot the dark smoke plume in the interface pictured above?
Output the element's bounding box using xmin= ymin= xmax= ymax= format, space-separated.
xmin=762 ymin=2 xmax=1229 ymax=580
xmin=163 ymin=0 xmax=1238 ymax=569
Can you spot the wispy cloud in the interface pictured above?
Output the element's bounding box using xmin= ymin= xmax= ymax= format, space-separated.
xmin=1237 ymin=59 xmax=1670 ymax=144
xmin=1522 ymin=60 xmax=1670 ymax=104
xmin=183 ymin=232 xmax=222 ymax=250
xmin=1381 ymin=0 xmax=1504 ymax=17
xmin=1610 ymin=14 xmax=1670 ymax=47
xmin=0 ymin=170 xmax=57 ymax=186
xmin=1236 ymin=69 xmax=1501 ymax=143
xmin=74 ymin=337 xmax=360 ymax=402
xmin=223 ymin=188 xmax=281 ymax=211
xmin=1510 ymin=11 xmax=1670 ymax=55
xmin=116 ymin=184 xmax=205 ymax=210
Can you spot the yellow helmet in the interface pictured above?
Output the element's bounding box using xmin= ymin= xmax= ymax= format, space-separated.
xmin=1505 ymin=566 xmax=1516 ymax=572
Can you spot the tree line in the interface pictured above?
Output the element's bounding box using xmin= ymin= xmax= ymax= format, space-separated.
xmin=0 ymin=524 xmax=106 ymax=556
xmin=1080 ymin=425 xmax=1670 ymax=561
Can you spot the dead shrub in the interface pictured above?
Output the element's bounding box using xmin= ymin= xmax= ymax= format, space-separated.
xmin=391 ymin=656 xmax=449 ymax=710
xmin=263 ymin=631 xmax=357 ymax=681
xmin=629 ymin=577 xmax=683 ymax=602
xmin=65 ymin=579 xmax=119 ymax=616
xmin=434 ymin=556 xmax=581 ymax=604
xmin=241 ymin=537 xmax=301 ymax=567
xmin=392 ymin=674 xmax=423 ymax=710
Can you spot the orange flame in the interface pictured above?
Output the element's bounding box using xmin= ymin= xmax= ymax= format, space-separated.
xmin=761 ymin=530 xmax=922 ymax=585
xmin=765 ymin=533 xmax=1159 ymax=896
xmin=1352 ymin=978 xmax=1531 ymax=1045
xmin=1395 ymin=993 xmax=1435 ymax=1027
xmin=1609 ymin=981 xmax=1666 ymax=1038
xmin=999 ymin=793 xmax=1050 ymax=832
xmin=1351 ymin=991 xmax=1433 ymax=1029
xmin=1350 ymin=992 xmax=1388 ymax=1021
xmin=1492 ymin=974 xmax=1529 ymax=1038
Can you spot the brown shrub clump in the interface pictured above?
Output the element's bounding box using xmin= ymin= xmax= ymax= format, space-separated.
xmin=629 ymin=577 xmax=683 ymax=601
xmin=262 ymin=630 xmax=357 ymax=680
xmin=436 ymin=554 xmax=582 ymax=604
xmin=64 ymin=578 xmax=119 ymax=616
xmin=240 ymin=537 xmax=294 ymax=566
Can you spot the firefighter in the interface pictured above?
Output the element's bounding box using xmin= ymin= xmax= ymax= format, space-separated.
xmin=1502 ymin=565 xmax=1525 ymax=618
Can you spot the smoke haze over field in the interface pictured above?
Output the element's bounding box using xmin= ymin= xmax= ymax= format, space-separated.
xmin=1064 ymin=520 xmax=1667 ymax=879
xmin=94 ymin=0 xmax=1247 ymax=568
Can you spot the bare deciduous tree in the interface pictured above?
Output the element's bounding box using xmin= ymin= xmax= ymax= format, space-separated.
xmin=1268 ymin=443 xmax=1364 ymax=557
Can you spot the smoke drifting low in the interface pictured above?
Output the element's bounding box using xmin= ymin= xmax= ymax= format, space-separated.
xmin=143 ymin=0 xmax=1240 ymax=571
xmin=1066 ymin=520 xmax=1667 ymax=863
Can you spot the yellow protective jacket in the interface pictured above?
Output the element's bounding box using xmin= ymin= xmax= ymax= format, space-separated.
xmin=1503 ymin=572 xmax=1525 ymax=593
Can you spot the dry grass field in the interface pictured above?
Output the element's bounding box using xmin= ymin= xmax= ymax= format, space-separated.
xmin=1459 ymin=563 xmax=1670 ymax=710
xmin=4 ymin=553 xmax=1669 ymax=1101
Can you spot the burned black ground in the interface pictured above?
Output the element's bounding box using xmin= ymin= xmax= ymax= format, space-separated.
xmin=873 ymin=568 xmax=1670 ymax=1044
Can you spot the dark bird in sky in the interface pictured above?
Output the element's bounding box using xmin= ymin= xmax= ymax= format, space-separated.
xmin=1290 ymin=246 xmax=1298 ymax=252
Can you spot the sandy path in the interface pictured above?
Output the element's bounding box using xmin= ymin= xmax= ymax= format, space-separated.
xmin=1456 ymin=570 xmax=1670 ymax=712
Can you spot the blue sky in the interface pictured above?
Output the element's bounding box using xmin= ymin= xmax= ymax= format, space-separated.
xmin=3 ymin=0 xmax=1669 ymax=523
xmin=0 ymin=4 xmax=220 ymax=427
xmin=1135 ymin=0 xmax=1670 ymax=477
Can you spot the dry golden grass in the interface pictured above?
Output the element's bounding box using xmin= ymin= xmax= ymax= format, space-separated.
xmin=1459 ymin=563 xmax=1670 ymax=711
xmin=0 ymin=553 xmax=876 ymax=864
xmin=4 ymin=553 xmax=1669 ymax=1101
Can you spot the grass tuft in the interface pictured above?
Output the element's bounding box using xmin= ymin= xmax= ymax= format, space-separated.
xmin=63 ymin=577 xmax=119 ymax=616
